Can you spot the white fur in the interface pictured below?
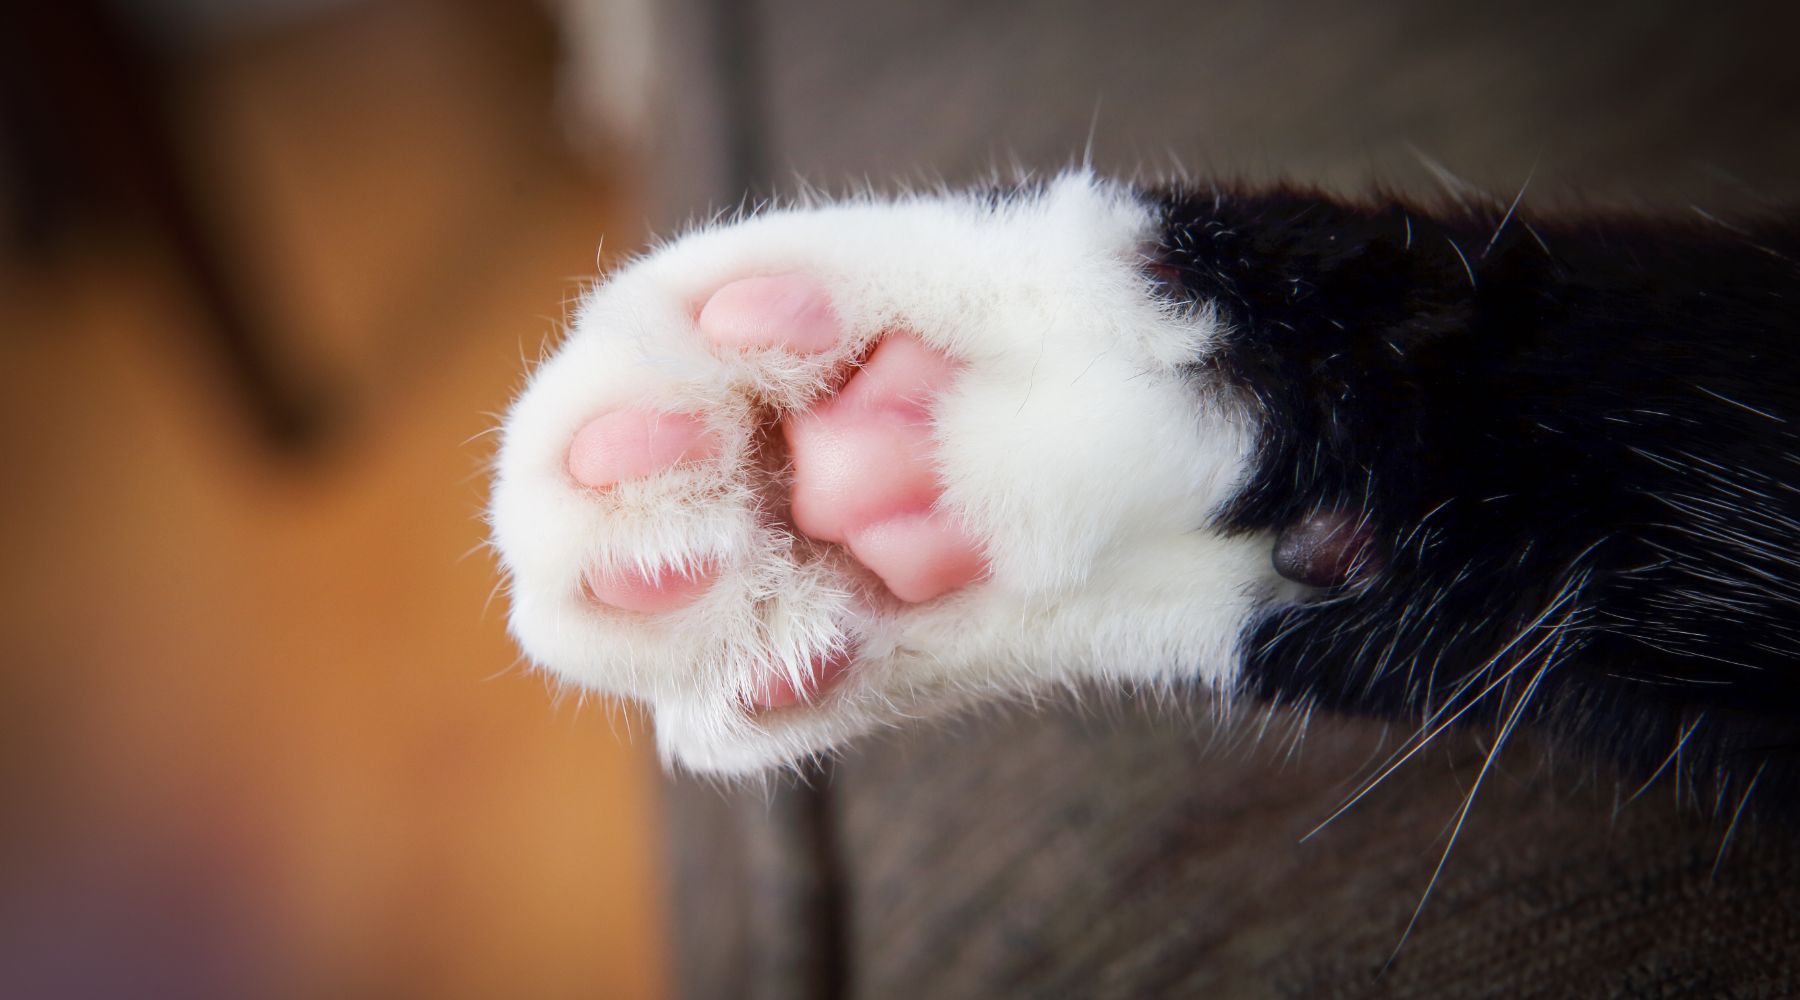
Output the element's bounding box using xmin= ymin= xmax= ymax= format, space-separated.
xmin=490 ymin=173 xmax=1289 ymax=774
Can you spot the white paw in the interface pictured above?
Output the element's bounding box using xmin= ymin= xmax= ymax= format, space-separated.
xmin=490 ymin=173 xmax=1285 ymax=774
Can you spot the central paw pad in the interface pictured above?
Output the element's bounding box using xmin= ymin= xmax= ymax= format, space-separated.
xmin=783 ymin=332 xmax=986 ymax=604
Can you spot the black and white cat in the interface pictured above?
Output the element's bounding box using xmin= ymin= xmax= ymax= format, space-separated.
xmin=489 ymin=172 xmax=1799 ymax=807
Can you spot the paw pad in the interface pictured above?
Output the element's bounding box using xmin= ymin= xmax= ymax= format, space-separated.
xmin=698 ymin=273 xmax=842 ymax=353
xmin=585 ymin=561 xmax=719 ymax=614
xmin=567 ymin=409 xmax=716 ymax=489
xmin=564 ymin=274 xmax=990 ymax=703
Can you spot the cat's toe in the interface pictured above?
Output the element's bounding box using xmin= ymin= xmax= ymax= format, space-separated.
xmin=745 ymin=645 xmax=857 ymax=710
xmin=566 ymin=408 xmax=718 ymax=489
xmin=698 ymin=273 xmax=842 ymax=353
xmin=584 ymin=561 xmax=720 ymax=614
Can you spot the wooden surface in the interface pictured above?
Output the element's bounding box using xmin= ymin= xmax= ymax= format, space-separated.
xmin=829 ymin=696 xmax=1800 ymax=998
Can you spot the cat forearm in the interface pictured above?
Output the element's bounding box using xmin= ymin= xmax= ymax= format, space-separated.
xmin=1153 ymin=184 xmax=1800 ymax=789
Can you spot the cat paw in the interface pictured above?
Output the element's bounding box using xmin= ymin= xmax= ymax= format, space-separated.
xmin=491 ymin=174 xmax=1285 ymax=773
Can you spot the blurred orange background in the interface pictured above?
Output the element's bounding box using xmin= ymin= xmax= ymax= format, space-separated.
xmin=0 ymin=1 xmax=667 ymax=996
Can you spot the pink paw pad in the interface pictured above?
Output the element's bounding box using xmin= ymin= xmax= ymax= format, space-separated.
xmin=846 ymin=513 xmax=986 ymax=604
xmin=567 ymin=271 xmax=990 ymax=710
xmin=567 ymin=409 xmax=716 ymax=489
xmin=746 ymin=644 xmax=857 ymax=710
xmin=698 ymin=274 xmax=842 ymax=353
xmin=784 ymin=333 xmax=987 ymax=604
xmin=586 ymin=562 xmax=719 ymax=615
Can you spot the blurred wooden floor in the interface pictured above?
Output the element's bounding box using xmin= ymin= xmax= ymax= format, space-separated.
xmin=0 ymin=2 xmax=667 ymax=997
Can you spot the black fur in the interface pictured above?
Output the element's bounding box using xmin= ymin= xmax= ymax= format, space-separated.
xmin=1151 ymin=183 xmax=1800 ymax=810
